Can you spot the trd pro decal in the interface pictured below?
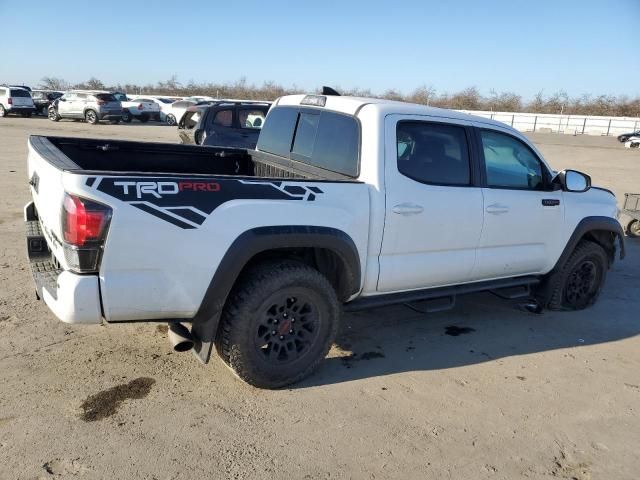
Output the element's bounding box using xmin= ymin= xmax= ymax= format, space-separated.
xmin=86 ymin=177 xmax=323 ymax=229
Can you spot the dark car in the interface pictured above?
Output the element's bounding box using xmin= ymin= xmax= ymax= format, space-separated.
xmin=31 ymin=90 xmax=64 ymax=115
xmin=618 ymin=130 xmax=640 ymax=142
xmin=178 ymin=101 xmax=271 ymax=149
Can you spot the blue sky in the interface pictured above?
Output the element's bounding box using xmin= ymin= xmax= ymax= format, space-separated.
xmin=0 ymin=0 xmax=638 ymax=98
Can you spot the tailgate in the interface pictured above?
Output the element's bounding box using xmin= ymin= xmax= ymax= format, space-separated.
xmin=27 ymin=137 xmax=96 ymax=270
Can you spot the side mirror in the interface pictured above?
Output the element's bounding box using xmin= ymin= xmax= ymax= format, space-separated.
xmin=558 ymin=169 xmax=591 ymax=192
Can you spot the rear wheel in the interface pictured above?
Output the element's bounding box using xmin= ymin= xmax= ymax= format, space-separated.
xmin=536 ymin=240 xmax=608 ymax=311
xmin=215 ymin=261 xmax=340 ymax=388
xmin=627 ymin=219 xmax=640 ymax=238
xmin=166 ymin=114 xmax=176 ymax=126
xmin=122 ymin=111 xmax=132 ymax=123
xmin=0 ymin=105 xmax=6 ymax=117
xmin=85 ymin=109 xmax=98 ymax=125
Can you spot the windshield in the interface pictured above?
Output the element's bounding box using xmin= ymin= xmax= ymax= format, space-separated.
xmin=113 ymin=93 xmax=128 ymax=101
xmin=158 ymin=98 xmax=173 ymax=104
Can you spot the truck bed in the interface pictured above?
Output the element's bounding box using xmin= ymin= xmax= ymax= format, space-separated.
xmin=31 ymin=136 xmax=353 ymax=181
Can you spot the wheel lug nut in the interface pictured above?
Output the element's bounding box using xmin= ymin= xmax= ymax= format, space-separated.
xmin=291 ymin=318 xmax=295 ymax=323
xmin=279 ymin=335 xmax=284 ymax=340
xmin=271 ymin=330 xmax=276 ymax=335
xmin=283 ymin=313 xmax=288 ymax=318
xmin=289 ymin=329 xmax=293 ymax=334
xmin=273 ymin=319 xmax=278 ymax=324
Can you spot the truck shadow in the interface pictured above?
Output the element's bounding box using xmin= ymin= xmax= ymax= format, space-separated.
xmin=297 ymin=240 xmax=640 ymax=389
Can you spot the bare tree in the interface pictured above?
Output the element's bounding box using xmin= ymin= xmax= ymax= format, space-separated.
xmin=39 ymin=76 xmax=70 ymax=90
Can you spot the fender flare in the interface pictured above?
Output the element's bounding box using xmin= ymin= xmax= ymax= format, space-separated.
xmin=551 ymin=216 xmax=625 ymax=272
xmin=191 ymin=225 xmax=361 ymax=363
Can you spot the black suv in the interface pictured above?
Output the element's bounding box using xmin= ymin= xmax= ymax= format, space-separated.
xmin=178 ymin=101 xmax=271 ymax=149
xmin=31 ymin=90 xmax=64 ymax=115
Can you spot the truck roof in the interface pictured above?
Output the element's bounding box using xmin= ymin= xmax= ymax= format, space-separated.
xmin=276 ymin=94 xmax=508 ymax=129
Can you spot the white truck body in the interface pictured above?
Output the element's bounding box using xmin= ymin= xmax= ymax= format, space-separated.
xmin=24 ymin=93 xmax=624 ymax=385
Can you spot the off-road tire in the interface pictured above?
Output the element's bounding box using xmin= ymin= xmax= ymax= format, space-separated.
xmin=215 ymin=261 xmax=341 ymax=388
xmin=536 ymin=240 xmax=608 ymax=311
xmin=85 ymin=109 xmax=98 ymax=125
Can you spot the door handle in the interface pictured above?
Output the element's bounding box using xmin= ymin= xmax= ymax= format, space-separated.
xmin=392 ymin=203 xmax=424 ymax=215
xmin=486 ymin=203 xmax=509 ymax=214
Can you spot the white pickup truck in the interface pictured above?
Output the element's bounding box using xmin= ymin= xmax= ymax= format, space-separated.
xmin=25 ymin=93 xmax=625 ymax=388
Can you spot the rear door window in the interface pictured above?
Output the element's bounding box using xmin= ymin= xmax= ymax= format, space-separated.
xmin=396 ymin=121 xmax=471 ymax=186
xmin=94 ymin=94 xmax=116 ymax=102
xmin=10 ymin=89 xmax=31 ymax=97
xmin=212 ymin=109 xmax=232 ymax=127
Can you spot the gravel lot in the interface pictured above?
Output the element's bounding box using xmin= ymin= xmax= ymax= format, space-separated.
xmin=0 ymin=116 xmax=639 ymax=480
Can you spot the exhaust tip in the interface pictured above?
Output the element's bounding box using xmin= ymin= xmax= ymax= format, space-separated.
xmin=167 ymin=323 xmax=194 ymax=352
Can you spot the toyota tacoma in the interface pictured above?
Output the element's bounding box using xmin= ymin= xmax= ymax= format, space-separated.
xmin=24 ymin=93 xmax=625 ymax=388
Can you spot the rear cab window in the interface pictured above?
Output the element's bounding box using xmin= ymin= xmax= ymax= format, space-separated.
xmin=257 ymin=106 xmax=360 ymax=177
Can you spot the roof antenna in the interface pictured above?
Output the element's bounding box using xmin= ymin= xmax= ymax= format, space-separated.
xmin=321 ymin=86 xmax=340 ymax=96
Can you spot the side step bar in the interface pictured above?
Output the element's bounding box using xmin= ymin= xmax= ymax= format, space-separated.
xmin=344 ymin=276 xmax=540 ymax=312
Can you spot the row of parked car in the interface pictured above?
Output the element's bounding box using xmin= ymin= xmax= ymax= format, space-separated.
xmin=0 ymin=84 xmax=272 ymax=149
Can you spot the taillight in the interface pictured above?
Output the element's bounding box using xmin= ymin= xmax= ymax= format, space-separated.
xmin=62 ymin=194 xmax=112 ymax=272
xmin=138 ymin=103 xmax=144 ymax=110
xmin=7 ymin=98 xmax=12 ymax=105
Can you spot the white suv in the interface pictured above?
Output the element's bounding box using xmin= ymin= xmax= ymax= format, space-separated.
xmin=0 ymin=86 xmax=36 ymax=118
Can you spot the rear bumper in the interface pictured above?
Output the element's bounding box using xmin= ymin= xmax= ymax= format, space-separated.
xmin=25 ymin=202 xmax=102 ymax=324
xmin=8 ymin=106 xmax=35 ymax=114
xmin=98 ymin=111 xmax=122 ymax=120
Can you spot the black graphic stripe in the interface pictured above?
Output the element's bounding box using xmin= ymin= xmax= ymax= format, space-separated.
xmin=165 ymin=208 xmax=208 ymax=225
xmin=132 ymin=203 xmax=196 ymax=229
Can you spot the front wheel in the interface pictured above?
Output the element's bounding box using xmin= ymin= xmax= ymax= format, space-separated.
xmin=48 ymin=107 xmax=59 ymax=122
xmin=627 ymin=219 xmax=640 ymax=238
xmin=215 ymin=261 xmax=340 ymax=388
xmin=121 ymin=111 xmax=132 ymax=123
xmin=536 ymin=240 xmax=608 ymax=311
xmin=85 ymin=109 xmax=98 ymax=125
xmin=165 ymin=114 xmax=176 ymax=126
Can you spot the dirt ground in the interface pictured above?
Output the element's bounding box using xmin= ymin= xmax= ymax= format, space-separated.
xmin=0 ymin=116 xmax=639 ymax=480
